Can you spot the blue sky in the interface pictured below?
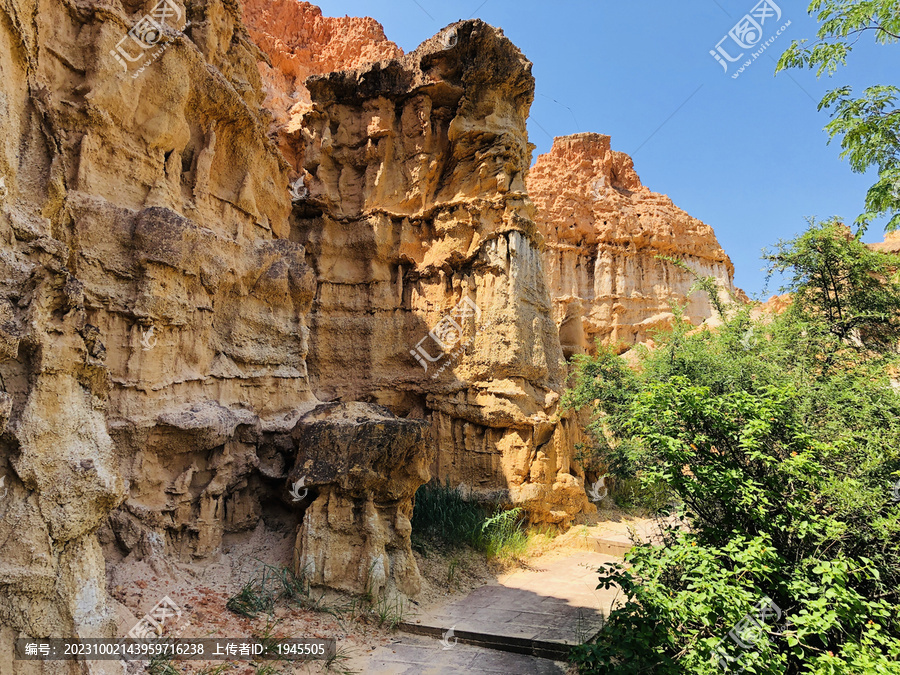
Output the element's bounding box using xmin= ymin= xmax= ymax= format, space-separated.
xmin=315 ymin=0 xmax=900 ymax=298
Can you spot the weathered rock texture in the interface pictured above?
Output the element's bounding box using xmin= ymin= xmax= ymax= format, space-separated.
xmin=290 ymin=20 xmax=591 ymax=526
xmin=288 ymin=403 xmax=429 ymax=597
xmin=240 ymin=0 xmax=403 ymax=165
xmin=527 ymin=133 xmax=741 ymax=355
xmin=0 ymin=0 xmax=421 ymax=662
xmin=0 ymin=0 xmax=743 ymax=662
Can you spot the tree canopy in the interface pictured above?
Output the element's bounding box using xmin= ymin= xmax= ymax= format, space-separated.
xmin=777 ymin=0 xmax=900 ymax=231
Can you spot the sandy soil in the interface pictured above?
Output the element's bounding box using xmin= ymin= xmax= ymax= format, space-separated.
xmin=107 ymin=525 xmax=509 ymax=674
xmin=107 ymin=511 xmax=656 ymax=674
xmin=108 ymin=521 xmax=397 ymax=674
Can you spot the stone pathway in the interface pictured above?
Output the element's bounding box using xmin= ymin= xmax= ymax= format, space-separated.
xmin=556 ymin=514 xmax=683 ymax=557
xmin=360 ymin=635 xmax=569 ymax=674
xmin=362 ymin=551 xmax=622 ymax=674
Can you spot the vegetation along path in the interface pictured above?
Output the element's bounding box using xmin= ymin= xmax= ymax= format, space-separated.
xmin=360 ymin=549 xmax=623 ymax=674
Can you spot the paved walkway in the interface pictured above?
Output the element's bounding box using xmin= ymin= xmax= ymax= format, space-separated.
xmin=362 ymin=551 xmax=622 ymax=674
xmin=361 ymin=635 xmax=569 ymax=674
xmin=556 ymin=514 xmax=684 ymax=557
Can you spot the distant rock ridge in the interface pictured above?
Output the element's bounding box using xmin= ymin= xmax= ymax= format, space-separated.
xmin=527 ymin=133 xmax=743 ymax=354
xmin=870 ymin=230 xmax=900 ymax=254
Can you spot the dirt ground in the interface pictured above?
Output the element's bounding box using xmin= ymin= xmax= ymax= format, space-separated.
xmin=107 ymin=522 xmax=504 ymax=674
xmin=107 ymin=511 xmax=653 ymax=674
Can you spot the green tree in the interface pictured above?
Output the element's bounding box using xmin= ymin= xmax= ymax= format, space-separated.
xmin=569 ymin=223 xmax=900 ymax=674
xmin=777 ymin=0 xmax=900 ymax=231
xmin=764 ymin=217 xmax=900 ymax=352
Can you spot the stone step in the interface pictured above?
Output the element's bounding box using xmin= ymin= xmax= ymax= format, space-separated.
xmin=583 ymin=535 xmax=634 ymax=557
xmin=361 ymin=549 xmax=633 ymax=672
xmin=398 ymin=617 xmax=602 ymax=661
xmin=397 ymin=551 xmax=618 ymax=663
xmin=362 ymin=634 xmax=570 ymax=674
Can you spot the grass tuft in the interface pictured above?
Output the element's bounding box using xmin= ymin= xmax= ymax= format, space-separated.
xmin=226 ymin=563 xmax=314 ymax=618
xmin=411 ymin=482 xmax=531 ymax=560
xmin=148 ymin=654 xmax=180 ymax=675
xmin=477 ymin=507 xmax=528 ymax=558
xmin=325 ymin=645 xmax=358 ymax=674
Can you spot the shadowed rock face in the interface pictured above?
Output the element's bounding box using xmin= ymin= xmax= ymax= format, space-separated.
xmin=0 ymin=0 xmax=323 ymax=650
xmin=288 ymin=402 xmax=430 ymax=597
xmin=292 ymin=19 xmax=592 ymax=527
xmin=528 ymin=133 xmax=742 ymax=354
xmin=0 ymin=0 xmax=587 ymax=651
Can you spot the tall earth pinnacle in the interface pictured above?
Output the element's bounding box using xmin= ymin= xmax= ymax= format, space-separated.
xmin=291 ymin=21 xmax=592 ymax=524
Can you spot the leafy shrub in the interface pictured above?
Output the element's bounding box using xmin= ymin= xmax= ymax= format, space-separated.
xmin=568 ymin=222 xmax=900 ymax=673
xmin=607 ymin=475 xmax=671 ymax=515
xmin=411 ymin=482 xmax=530 ymax=559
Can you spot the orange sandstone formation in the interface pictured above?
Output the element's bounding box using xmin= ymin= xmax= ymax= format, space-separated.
xmin=870 ymin=230 xmax=900 ymax=254
xmin=292 ymin=20 xmax=591 ymax=527
xmin=527 ymin=133 xmax=742 ymax=355
xmin=240 ymin=0 xmax=403 ymax=163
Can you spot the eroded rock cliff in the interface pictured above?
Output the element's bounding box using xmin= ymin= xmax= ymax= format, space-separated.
xmin=0 ymin=0 xmax=745 ymax=661
xmin=240 ymin=0 xmax=403 ymax=165
xmin=0 ymin=0 xmax=426 ymax=656
xmin=290 ymin=21 xmax=591 ymax=525
xmin=870 ymin=230 xmax=900 ymax=254
xmin=0 ymin=0 xmax=311 ymax=652
xmin=236 ymin=0 xmax=591 ymax=524
xmin=527 ymin=133 xmax=740 ymax=355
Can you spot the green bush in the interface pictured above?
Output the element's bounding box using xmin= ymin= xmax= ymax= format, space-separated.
xmin=607 ymin=475 xmax=672 ymax=515
xmin=411 ymin=482 xmax=529 ymax=559
xmin=568 ymin=221 xmax=900 ymax=673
